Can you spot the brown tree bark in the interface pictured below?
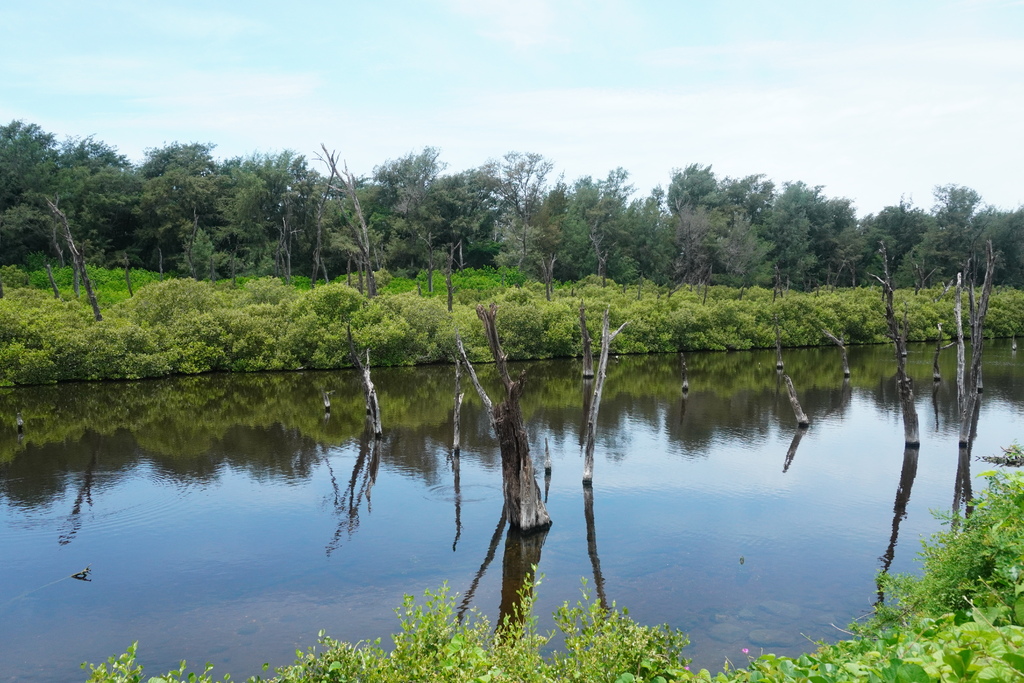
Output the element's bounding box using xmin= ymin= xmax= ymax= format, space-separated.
xmin=455 ymin=306 xmax=551 ymax=532
xmin=871 ymin=244 xmax=919 ymax=446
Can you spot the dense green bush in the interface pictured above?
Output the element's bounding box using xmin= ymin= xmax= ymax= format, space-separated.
xmin=2 ymin=267 xmax=1022 ymax=386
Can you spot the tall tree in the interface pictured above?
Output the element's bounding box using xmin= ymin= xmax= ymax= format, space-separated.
xmin=374 ymin=147 xmax=446 ymax=290
xmin=483 ymin=151 xmax=553 ymax=271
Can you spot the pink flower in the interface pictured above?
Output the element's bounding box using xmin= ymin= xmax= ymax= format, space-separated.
xmin=742 ymin=648 xmax=749 ymax=654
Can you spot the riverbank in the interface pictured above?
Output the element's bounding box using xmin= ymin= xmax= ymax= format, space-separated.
xmin=81 ymin=470 xmax=1024 ymax=682
xmin=3 ymin=270 xmax=1022 ymax=386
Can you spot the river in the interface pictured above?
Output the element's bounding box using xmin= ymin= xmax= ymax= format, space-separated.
xmin=1 ymin=341 xmax=1022 ymax=681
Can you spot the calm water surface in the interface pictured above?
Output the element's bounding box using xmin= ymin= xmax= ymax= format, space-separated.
xmin=1 ymin=342 xmax=1022 ymax=681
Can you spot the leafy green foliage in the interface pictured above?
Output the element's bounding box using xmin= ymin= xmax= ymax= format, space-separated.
xmin=875 ymin=471 xmax=1024 ymax=629
xmin=2 ymin=265 xmax=1023 ymax=386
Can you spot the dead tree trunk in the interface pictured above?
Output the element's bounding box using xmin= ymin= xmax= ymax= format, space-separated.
xmin=453 ymin=357 xmax=464 ymax=454
xmin=580 ymin=301 xmax=594 ymax=379
xmin=45 ymin=262 xmax=61 ymax=299
xmin=582 ymin=309 xmax=629 ymax=484
xmin=46 ymin=198 xmax=102 ymax=321
xmin=455 ymin=306 xmax=551 ymax=532
xmin=958 ymin=242 xmax=995 ymax=446
xmin=783 ymin=374 xmax=810 ymax=427
xmin=123 ymin=254 xmax=134 ymax=297
xmin=955 ymin=273 xmax=965 ymax=408
xmin=320 ymin=145 xmax=376 ymax=298
xmin=774 ymin=316 xmax=784 ymax=370
xmin=821 ymin=328 xmax=850 ymax=378
xmin=871 ymin=244 xmax=919 ymax=446
xmin=311 ymin=159 xmax=338 ymax=289
xmin=347 ymin=327 xmax=382 ymax=437
xmin=932 ymin=323 xmax=955 ymax=381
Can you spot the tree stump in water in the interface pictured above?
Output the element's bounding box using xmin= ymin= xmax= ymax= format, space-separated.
xmin=872 ymin=244 xmax=919 ymax=446
xmin=456 ymin=305 xmax=551 ymax=532
xmin=347 ymin=327 xmax=382 ymax=437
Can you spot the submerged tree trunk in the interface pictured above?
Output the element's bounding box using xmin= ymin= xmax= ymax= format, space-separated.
xmin=582 ymin=309 xmax=629 ymax=484
xmin=959 ymin=242 xmax=995 ymax=446
xmin=932 ymin=323 xmax=955 ymax=381
xmin=580 ymin=301 xmax=594 ymax=379
xmin=955 ymin=274 xmax=965 ymax=407
xmin=783 ymin=374 xmax=810 ymax=427
xmin=46 ymin=198 xmax=102 ymax=322
xmin=872 ymin=244 xmax=919 ymax=446
xmin=347 ymin=327 xmax=382 ymax=437
xmin=453 ymin=358 xmax=464 ymax=455
xmin=821 ymin=328 xmax=850 ymax=378
xmin=455 ymin=306 xmax=551 ymax=532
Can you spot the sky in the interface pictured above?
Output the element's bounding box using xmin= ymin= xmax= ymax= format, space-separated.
xmin=2 ymin=0 xmax=1022 ymax=216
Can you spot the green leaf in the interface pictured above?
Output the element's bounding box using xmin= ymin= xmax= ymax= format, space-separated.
xmin=1002 ymin=652 xmax=1024 ymax=673
xmin=894 ymin=663 xmax=930 ymax=683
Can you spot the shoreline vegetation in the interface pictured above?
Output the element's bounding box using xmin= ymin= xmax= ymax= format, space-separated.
xmin=81 ymin=470 xmax=1024 ymax=682
xmin=2 ymin=265 xmax=1023 ymax=387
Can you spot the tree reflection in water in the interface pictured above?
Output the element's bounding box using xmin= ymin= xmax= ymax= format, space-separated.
xmin=326 ymin=434 xmax=382 ymax=557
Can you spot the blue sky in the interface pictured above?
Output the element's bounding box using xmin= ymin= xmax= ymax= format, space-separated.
xmin=2 ymin=0 xmax=1022 ymax=215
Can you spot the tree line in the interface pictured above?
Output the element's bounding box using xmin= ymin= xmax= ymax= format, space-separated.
xmin=3 ymin=119 xmax=1023 ymax=293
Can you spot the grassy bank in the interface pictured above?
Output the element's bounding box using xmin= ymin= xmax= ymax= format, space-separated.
xmin=82 ymin=470 xmax=1024 ymax=682
xmin=3 ymin=265 xmax=1023 ymax=386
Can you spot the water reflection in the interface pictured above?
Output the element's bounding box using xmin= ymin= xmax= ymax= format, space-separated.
xmin=498 ymin=526 xmax=549 ymax=630
xmin=2 ymin=341 xmax=1023 ymax=683
xmin=584 ymin=484 xmax=609 ymax=610
xmin=326 ymin=435 xmax=382 ymax=556
xmin=879 ymin=446 xmax=920 ymax=580
xmin=782 ymin=427 xmax=808 ymax=474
